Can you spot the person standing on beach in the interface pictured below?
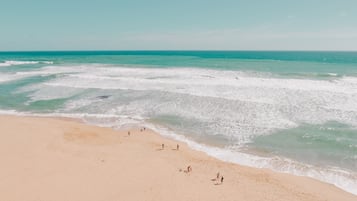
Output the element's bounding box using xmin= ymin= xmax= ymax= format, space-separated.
xmin=221 ymin=176 xmax=224 ymax=184
xmin=162 ymin=143 xmax=164 ymax=149
xmin=177 ymin=144 xmax=179 ymax=150
xmin=187 ymin=165 xmax=192 ymax=172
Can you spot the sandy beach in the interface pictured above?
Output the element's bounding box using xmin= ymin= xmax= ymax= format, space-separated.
xmin=0 ymin=115 xmax=355 ymax=201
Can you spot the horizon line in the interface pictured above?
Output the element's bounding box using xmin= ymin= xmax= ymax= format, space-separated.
xmin=1 ymin=50 xmax=357 ymax=53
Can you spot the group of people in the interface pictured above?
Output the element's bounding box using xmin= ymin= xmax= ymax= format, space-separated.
xmin=160 ymin=142 xmax=224 ymax=185
xmin=182 ymin=165 xmax=224 ymax=185
xmin=127 ymin=127 xmax=148 ymax=137
xmin=130 ymin=127 xmax=224 ymax=185
xmin=127 ymin=127 xmax=147 ymax=136
xmin=160 ymin=143 xmax=179 ymax=150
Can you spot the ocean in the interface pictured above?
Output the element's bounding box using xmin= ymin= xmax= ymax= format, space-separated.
xmin=0 ymin=51 xmax=356 ymax=194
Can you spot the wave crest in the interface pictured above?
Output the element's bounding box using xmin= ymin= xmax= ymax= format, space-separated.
xmin=0 ymin=60 xmax=53 ymax=67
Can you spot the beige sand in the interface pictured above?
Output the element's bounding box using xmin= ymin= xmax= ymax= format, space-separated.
xmin=0 ymin=115 xmax=355 ymax=201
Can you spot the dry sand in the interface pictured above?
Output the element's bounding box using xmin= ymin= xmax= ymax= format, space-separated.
xmin=0 ymin=115 xmax=355 ymax=201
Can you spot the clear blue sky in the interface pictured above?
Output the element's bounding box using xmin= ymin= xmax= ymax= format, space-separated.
xmin=1 ymin=0 xmax=357 ymax=50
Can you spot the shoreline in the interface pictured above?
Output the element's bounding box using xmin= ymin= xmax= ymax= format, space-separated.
xmin=0 ymin=115 xmax=355 ymax=201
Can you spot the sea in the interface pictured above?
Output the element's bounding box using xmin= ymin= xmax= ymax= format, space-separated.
xmin=0 ymin=51 xmax=356 ymax=195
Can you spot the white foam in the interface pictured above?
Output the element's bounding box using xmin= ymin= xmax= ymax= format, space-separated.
xmin=0 ymin=109 xmax=25 ymax=115
xmin=64 ymin=98 xmax=100 ymax=111
xmin=327 ymin=73 xmax=338 ymax=76
xmin=18 ymin=84 xmax=85 ymax=102
xmin=0 ymin=110 xmax=142 ymax=127
xmin=11 ymin=64 xmax=355 ymax=133
xmin=0 ymin=64 xmax=96 ymax=83
xmin=4 ymin=64 xmax=356 ymax=133
xmin=0 ymin=73 xmax=30 ymax=83
xmin=0 ymin=60 xmax=53 ymax=67
xmin=41 ymin=66 xmax=357 ymax=96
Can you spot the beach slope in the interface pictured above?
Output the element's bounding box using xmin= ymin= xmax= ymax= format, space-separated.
xmin=0 ymin=115 xmax=355 ymax=201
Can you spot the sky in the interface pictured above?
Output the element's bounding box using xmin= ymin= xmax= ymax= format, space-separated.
xmin=1 ymin=0 xmax=357 ymax=51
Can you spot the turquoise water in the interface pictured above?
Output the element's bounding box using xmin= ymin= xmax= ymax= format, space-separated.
xmin=1 ymin=51 xmax=357 ymax=76
xmin=251 ymin=121 xmax=357 ymax=171
xmin=0 ymin=51 xmax=357 ymax=194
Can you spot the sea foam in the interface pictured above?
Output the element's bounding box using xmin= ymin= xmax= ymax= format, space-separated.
xmin=0 ymin=60 xmax=53 ymax=67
